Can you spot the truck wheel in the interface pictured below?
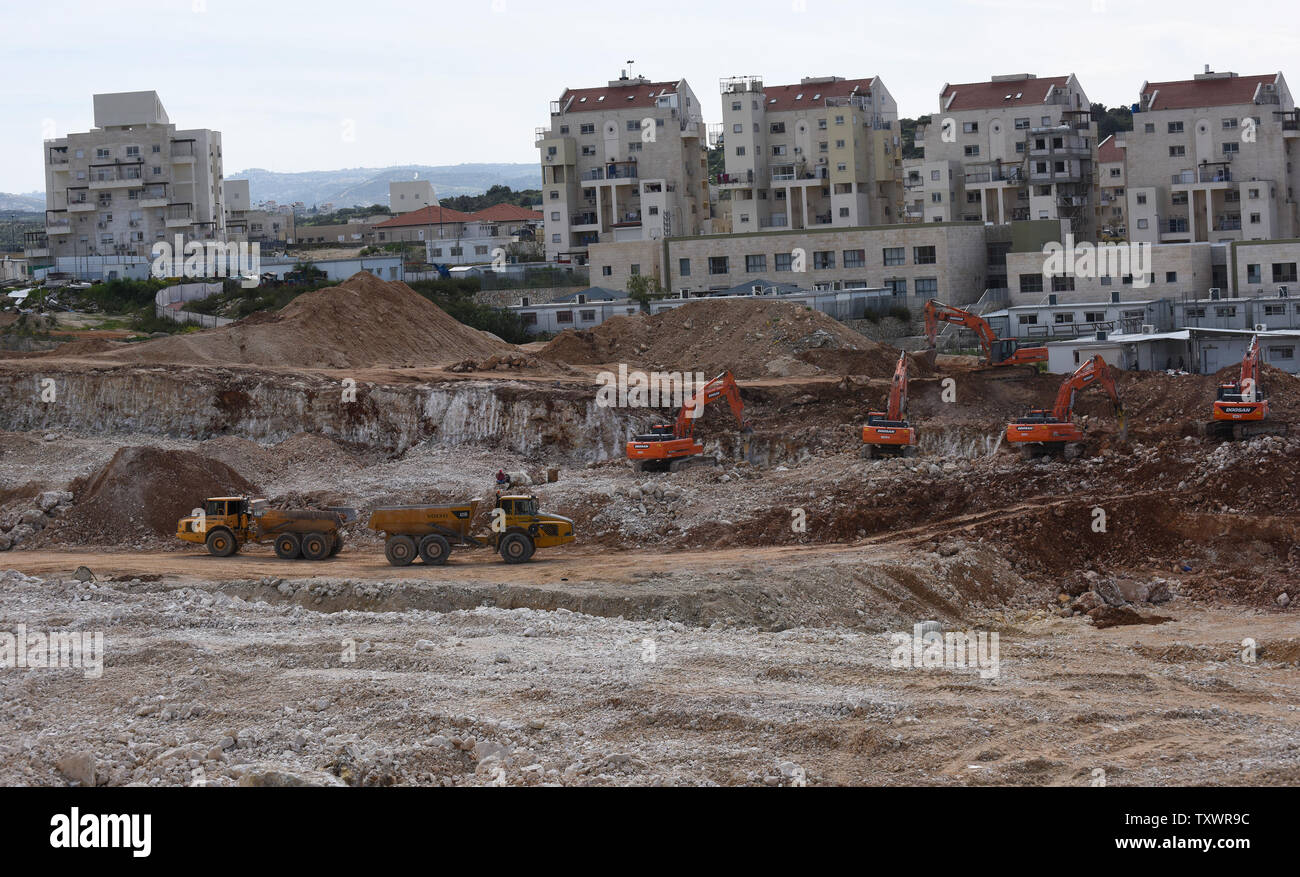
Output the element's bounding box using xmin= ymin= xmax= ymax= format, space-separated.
xmin=419 ymin=534 xmax=451 ymax=566
xmin=385 ymin=535 xmax=417 ymax=567
xmin=274 ymin=532 xmax=301 ymax=560
xmin=499 ymin=532 xmax=534 ymax=564
xmin=301 ymin=532 xmax=330 ymax=561
xmin=206 ymin=529 xmax=237 ymax=557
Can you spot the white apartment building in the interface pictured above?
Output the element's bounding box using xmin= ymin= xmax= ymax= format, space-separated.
xmin=712 ymin=75 xmax=902 ymax=234
xmin=1122 ymin=69 xmax=1299 ymax=246
xmin=389 ymin=179 xmax=438 ymax=213
xmin=535 ymin=73 xmax=709 ymax=262
xmin=910 ymin=74 xmax=1097 ymax=240
xmin=27 ymin=91 xmax=225 ymax=263
xmin=1097 ymin=135 xmax=1127 ymax=238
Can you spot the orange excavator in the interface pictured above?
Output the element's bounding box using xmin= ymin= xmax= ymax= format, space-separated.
xmin=1206 ymin=335 xmax=1289 ymax=440
xmin=861 ymin=350 xmax=917 ymax=458
xmin=626 ymin=371 xmax=750 ymax=472
xmin=924 ymin=299 xmax=1048 ymax=368
xmin=1005 ymin=354 xmax=1125 ymax=459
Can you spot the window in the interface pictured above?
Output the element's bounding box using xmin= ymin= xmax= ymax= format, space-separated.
xmin=1273 ymin=263 xmax=1298 ymax=283
xmin=839 ymin=207 xmax=850 ymax=217
xmin=772 ymin=145 xmax=787 ymax=156
xmin=913 ymin=246 xmax=936 ymax=265
xmin=1136 ymin=218 xmax=1149 ymax=229
xmin=708 ymin=256 xmax=729 ymax=275
xmin=1185 ymin=307 xmax=1205 ymax=318
xmin=1215 ymin=306 xmax=1237 ymax=318
xmin=731 ymin=101 xmax=741 ymax=111
xmin=679 ymin=258 xmax=691 ymax=277
xmin=1109 ymin=167 xmax=1121 ymax=178
xmin=1249 ymin=188 xmax=1260 ymax=199
xmin=1136 ymin=193 xmax=1147 ymax=205
xmin=1251 ymin=213 xmax=1261 ymax=224
xmin=1015 ymin=118 xmax=1030 ymax=129
xmin=813 ymin=251 xmax=835 ymax=270
xmin=843 ymin=249 xmax=865 ymax=268
xmin=626 ymin=120 xmax=639 ymax=132
xmin=151 ymin=144 xmax=161 ymax=153
xmin=1165 ymin=271 xmax=1177 ymax=283
xmin=1019 ymin=274 xmax=1044 ymax=294
xmin=774 ymin=253 xmax=793 ymax=272
xmin=580 ymin=123 xmax=595 ymax=135
xmin=630 ymin=264 xmax=640 ymax=276
xmin=1168 ymin=121 xmax=1184 ymax=133
xmin=770 ymin=122 xmax=785 ymax=134
xmin=964 ymin=145 xmax=979 ymax=156
xmin=915 ymin=278 xmax=938 ymax=296
xmin=885 ymin=278 xmax=906 ymax=295
xmin=1171 ymin=192 xmax=1188 ymax=205
xmin=1144 ymin=123 xmax=1155 ymax=133
xmin=745 ymin=254 xmax=766 ymax=272
xmin=735 ymin=146 xmax=746 ymax=156
xmin=580 ymin=309 xmax=596 ymax=321
xmin=931 ymin=193 xmax=943 ymax=203
xmin=521 ymin=313 xmax=537 ymax=326
xmin=475 ymin=245 xmax=489 ymax=255
xmin=581 ymin=145 xmax=596 ymax=156
xmin=550 ymin=211 xmax=560 ymax=221
xmin=1054 ymin=313 xmax=1074 ymax=324
xmin=549 ymin=190 xmax=559 ymax=200
xmin=1223 ymin=142 xmax=1239 ymax=155
xmin=1264 ymin=304 xmax=1286 ymax=316
xmin=602 ymin=266 xmax=612 ymax=276
xmin=817 ymin=118 xmax=827 ymax=130
xmin=1051 ymin=276 xmax=1075 ymax=292
xmin=1018 ymin=314 xmax=1038 ymax=325
xmin=963 ymin=122 xmax=978 ymax=133
xmin=1247 ymin=264 xmax=1261 ymax=284
xmin=556 ymin=311 xmax=574 ymax=324
xmin=1268 ymin=346 xmax=1295 ymax=360
xmin=835 ymin=115 xmax=845 ymax=125
xmin=732 ymin=123 xmax=743 ymax=134
xmin=1169 ymin=145 xmax=1185 ymax=157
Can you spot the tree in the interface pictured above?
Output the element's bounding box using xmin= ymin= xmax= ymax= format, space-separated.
xmin=626 ymin=273 xmax=666 ymax=311
xmin=1091 ymin=103 xmax=1134 ymax=142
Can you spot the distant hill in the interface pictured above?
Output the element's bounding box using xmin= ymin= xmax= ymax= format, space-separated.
xmin=227 ymin=164 xmax=540 ymax=208
xmin=0 ymin=192 xmax=45 ymax=212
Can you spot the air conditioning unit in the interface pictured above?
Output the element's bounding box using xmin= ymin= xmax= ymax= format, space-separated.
xmin=1141 ymin=324 xmax=1157 ymax=334
xmin=1208 ymin=287 xmax=1221 ymax=299
xmin=1254 ymin=323 xmax=1267 ymax=332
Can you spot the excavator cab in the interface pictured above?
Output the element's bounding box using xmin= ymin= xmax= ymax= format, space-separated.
xmin=989 ymin=338 xmax=1019 ymax=366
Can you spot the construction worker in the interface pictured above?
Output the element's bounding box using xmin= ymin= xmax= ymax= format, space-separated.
xmin=495 ymin=469 xmax=510 ymax=490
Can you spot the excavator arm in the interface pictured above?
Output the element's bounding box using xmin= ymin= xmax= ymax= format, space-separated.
xmin=886 ymin=350 xmax=909 ymax=422
xmin=1239 ymin=335 xmax=1261 ymax=400
xmin=924 ymin=299 xmax=997 ymax=358
xmin=1052 ymin=354 xmax=1125 ymax=429
xmin=676 ymin=371 xmax=748 ymax=440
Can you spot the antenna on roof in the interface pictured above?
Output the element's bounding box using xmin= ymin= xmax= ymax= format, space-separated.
xmin=625 ymin=60 xmax=636 ymax=81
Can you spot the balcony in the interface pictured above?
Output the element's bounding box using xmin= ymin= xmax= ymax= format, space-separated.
xmin=570 ymin=212 xmax=598 ymax=228
xmin=535 ymin=127 xmax=550 ymax=146
xmin=165 ymin=204 xmax=194 ymax=227
xmin=605 ymin=161 xmax=638 ymax=180
xmin=1214 ymin=218 xmax=1242 ymax=231
xmin=170 ymin=140 xmax=197 ymax=163
xmin=1172 ymin=165 xmax=1231 ymax=185
xmin=23 ymin=232 xmax=49 ymax=258
xmin=965 ymin=167 xmax=1023 ymax=185
xmin=759 ymin=216 xmax=788 ymax=228
xmin=68 ymin=198 xmax=95 ymax=212
xmin=138 ymin=186 xmax=168 ymax=208
xmin=611 ymin=211 xmax=642 ymax=228
xmin=714 ymin=170 xmax=754 ymax=186
xmin=89 ymin=162 xmax=145 ymax=189
xmin=48 ymin=149 xmax=69 ymax=167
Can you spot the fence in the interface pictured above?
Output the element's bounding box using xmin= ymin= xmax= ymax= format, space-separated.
xmin=154 ymin=282 xmax=234 ymax=328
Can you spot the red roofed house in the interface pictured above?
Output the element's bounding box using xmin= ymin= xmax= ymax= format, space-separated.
xmin=1123 ymin=68 xmax=1297 ymax=246
xmin=535 ymin=72 xmax=708 ymax=263
xmin=371 ymin=203 xmax=543 ymax=266
xmin=713 ymin=74 xmax=901 ymax=234
xmin=906 ymin=73 xmax=1096 ymax=241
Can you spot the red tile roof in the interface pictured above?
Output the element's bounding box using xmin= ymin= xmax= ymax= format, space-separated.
xmin=941 ymin=76 xmax=1070 ymax=112
xmin=558 ymin=81 xmax=683 ymax=114
xmin=374 ymin=205 xmax=476 ymax=228
xmin=1141 ymin=73 xmax=1278 ymax=111
xmin=1097 ymin=134 xmax=1124 ymax=163
xmin=758 ymin=77 xmax=876 ymax=112
xmin=470 ymin=204 xmax=542 ymax=222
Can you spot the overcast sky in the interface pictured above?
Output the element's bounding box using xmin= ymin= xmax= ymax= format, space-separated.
xmin=2 ymin=0 xmax=1296 ymax=193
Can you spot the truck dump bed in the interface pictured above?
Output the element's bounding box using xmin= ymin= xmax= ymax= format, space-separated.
xmin=367 ymin=501 xmax=482 ymax=543
xmin=256 ymin=508 xmax=345 ymax=535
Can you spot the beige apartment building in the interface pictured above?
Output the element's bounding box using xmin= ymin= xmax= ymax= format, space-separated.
xmin=26 ymin=91 xmax=225 ymax=262
xmin=223 ymin=179 xmax=294 ymax=246
xmin=1122 ymin=69 xmax=1299 ymax=246
xmin=909 ymin=74 xmax=1098 ymax=240
xmin=535 ymin=73 xmax=709 ymax=262
xmin=711 ymin=75 xmax=902 ymax=234
xmin=1096 ymin=135 xmax=1126 ymax=238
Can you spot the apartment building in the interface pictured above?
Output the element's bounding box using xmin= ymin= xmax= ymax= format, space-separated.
xmin=1005 ymin=241 xmax=1220 ymax=306
xmin=27 ymin=91 xmax=225 ymax=263
xmin=711 ymin=75 xmax=902 ymax=234
xmin=910 ymin=74 xmax=1098 ymax=240
xmin=223 ymin=179 xmax=294 ymax=246
xmin=535 ymin=73 xmax=709 ymax=262
xmin=389 ymin=180 xmax=438 ymax=213
xmin=1097 ymin=135 xmax=1127 ymax=238
xmin=1123 ymin=69 xmax=1298 ymax=245
xmin=373 ymin=204 xmax=543 ymax=265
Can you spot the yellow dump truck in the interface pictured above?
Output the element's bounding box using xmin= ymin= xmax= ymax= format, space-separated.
xmin=177 ymin=497 xmax=355 ymax=559
xmin=366 ymin=493 xmax=574 ymax=566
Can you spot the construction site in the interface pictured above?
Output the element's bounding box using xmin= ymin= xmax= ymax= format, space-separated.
xmin=1 ymin=272 xmax=1298 ymax=787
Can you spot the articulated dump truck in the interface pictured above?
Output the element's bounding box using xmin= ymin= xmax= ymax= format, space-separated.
xmin=177 ymin=497 xmax=356 ymax=559
xmin=178 ymin=493 xmax=573 ymax=565
xmin=367 ymin=494 xmax=574 ymax=566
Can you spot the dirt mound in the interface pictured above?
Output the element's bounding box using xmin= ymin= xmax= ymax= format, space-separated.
xmin=538 ymin=299 xmax=905 ymax=379
xmin=50 ymin=447 xmax=258 ymax=545
xmin=96 ymin=272 xmax=516 ymax=369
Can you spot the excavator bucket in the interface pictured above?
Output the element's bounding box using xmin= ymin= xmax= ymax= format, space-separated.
xmin=1116 ymin=410 xmax=1128 ymax=443
xmin=916 ymin=348 xmax=938 ymax=371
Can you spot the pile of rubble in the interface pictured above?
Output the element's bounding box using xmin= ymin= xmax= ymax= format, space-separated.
xmin=0 ymin=490 xmax=72 ymax=551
